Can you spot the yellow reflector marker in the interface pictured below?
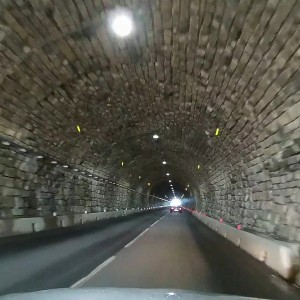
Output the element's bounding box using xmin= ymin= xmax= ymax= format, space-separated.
xmin=215 ymin=128 xmax=220 ymax=136
xmin=76 ymin=125 xmax=81 ymax=132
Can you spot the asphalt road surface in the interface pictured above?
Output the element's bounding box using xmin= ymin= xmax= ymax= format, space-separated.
xmin=0 ymin=210 xmax=300 ymax=299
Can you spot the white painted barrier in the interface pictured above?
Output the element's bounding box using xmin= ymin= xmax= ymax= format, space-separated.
xmin=0 ymin=206 xmax=165 ymax=237
xmin=193 ymin=211 xmax=300 ymax=282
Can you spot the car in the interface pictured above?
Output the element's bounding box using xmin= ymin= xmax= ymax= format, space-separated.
xmin=170 ymin=206 xmax=183 ymax=213
xmin=0 ymin=287 xmax=267 ymax=300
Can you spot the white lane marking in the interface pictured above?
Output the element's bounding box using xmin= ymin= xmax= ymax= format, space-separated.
xmin=70 ymin=256 xmax=115 ymax=288
xmin=125 ymin=215 xmax=164 ymax=248
xmin=72 ymin=215 xmax=164 ymax=287
xmin=150 ymin=220 xmax=159 ymax=227
xmin=124 ymin=228 xmax=149 ymax=248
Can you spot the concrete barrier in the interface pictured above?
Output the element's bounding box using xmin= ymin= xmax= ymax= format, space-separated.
xmin=0 ymin=206 xmax=164 ymax=237
xmin=193 ymin=211 xmax=300 ymax=282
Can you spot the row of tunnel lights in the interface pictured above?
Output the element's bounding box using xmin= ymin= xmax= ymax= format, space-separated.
xmin=117 ymin=133 xmax=204 ymax=188
xmin=76 ymin=126 xmax=221 ymax=191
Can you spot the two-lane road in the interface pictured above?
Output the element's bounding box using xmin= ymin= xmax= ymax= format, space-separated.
xmin=0 ymin=210 xmax=299 ymax=299
xmin=0 ymin=210 xmax=165 ymax=295
xmin=78 ymin=212 xmax=300 ymax=299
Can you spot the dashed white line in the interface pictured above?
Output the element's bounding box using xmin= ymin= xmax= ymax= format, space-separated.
xmin=71 ymin=215 xmax=164 ymax=287
xmin=150 ymin=220 xmax=159 ymax=227
xmin=70 ymin=256 xmax=115 ymax=288
xmin=125 ymin=215 xmax=164 ymax=247
xmin=124 ymin=228 xmax=149 ymax=248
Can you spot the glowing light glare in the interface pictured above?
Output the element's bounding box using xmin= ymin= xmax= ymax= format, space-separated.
xmin=153 ymin=134 xmax=159 ymax=139
xmin=162 ymin=160 xmax=166 ymax=165
xmin=111 ymin=13 xmax=133 ymax=37
xmin=76 ymin=125 xmax=81 ymax=133
xmin=170 ymin=197 xmax=181 ymax=207
xmin=166 ymin=173 xmax=170 ymax=176
xmin=197 ymin=164 xmax=200 ymax=170
xmin=169 ymin=180 xmax=171 ymax=183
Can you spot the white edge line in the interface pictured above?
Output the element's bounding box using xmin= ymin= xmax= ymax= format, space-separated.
xmin=71 ymin=256 xmax=115 ymax=288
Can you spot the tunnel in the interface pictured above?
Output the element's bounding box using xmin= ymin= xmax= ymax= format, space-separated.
xmin=0 ymin=0 xmax=300 ymax=299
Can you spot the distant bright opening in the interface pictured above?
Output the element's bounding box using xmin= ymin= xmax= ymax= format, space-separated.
xmin=111 ymin=12 xmax=133 ymax=37
xmin=170 ymin=197 xmax=181 ymax=207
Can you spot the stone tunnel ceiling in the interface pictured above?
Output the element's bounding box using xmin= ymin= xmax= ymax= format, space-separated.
xmin=0 ymin=0 xmax=300 ymax=241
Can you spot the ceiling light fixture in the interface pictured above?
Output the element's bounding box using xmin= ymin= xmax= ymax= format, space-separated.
xmin=162 ymin=160 xmax=166 ymax=165
xmin=111 ymin=11 xmax=133 ymax=37
xmin=166 ymin=173 xmax=170 ymax=176
xmin=153 ymin=134 xmax=159 ymax=139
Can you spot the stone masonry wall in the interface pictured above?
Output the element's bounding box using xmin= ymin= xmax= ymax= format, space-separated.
xmin=196 ymin=99 xmax=300 ymax=242
xmin=0 ymin=142 xmax=149 ymax=218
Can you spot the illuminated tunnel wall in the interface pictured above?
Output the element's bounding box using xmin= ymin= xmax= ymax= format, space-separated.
xmin=0 ymin=0 xmax=300 ymax=241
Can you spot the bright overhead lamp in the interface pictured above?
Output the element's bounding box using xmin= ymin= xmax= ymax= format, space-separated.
xmin=166 ymin=173 xmax=170 ymax=176
xmin=162 ymin=160 xmax=166 ymax=165
xmin=153 ymin=134 xmax=159 ymax=139
xmin=169 ymin=180 xmax=171 ymax=183
xmin=111 ymin=11 xmax=133 ymax=37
